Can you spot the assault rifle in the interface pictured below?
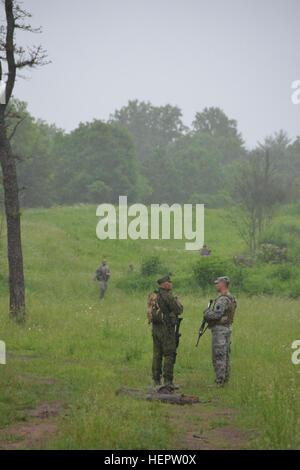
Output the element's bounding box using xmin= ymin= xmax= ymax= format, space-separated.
xmin=195 ymin=299 xmax=213 ymax=347
xmin=174 ymin=316 xmax=183 ymax=364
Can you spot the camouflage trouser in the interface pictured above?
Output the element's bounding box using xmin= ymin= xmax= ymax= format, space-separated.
xmin=99 ymin=280 xmax=108 ymax=298
xmin=211 ymin=325 xmax=232 ymax=384
xmin=152 ymin=323 xmax=176 ymax=385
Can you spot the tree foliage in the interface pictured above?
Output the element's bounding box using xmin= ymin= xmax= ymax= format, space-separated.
xmin=110 ymin=99 xmax=187 ymax=162
xmin=2 ymin=99 xmax=299 ymax=223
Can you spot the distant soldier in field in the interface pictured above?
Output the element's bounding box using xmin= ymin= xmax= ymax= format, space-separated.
xmin=127 ymin=264 xmax=135 ymax=273
xmin=147 ymin=275 xmax=183 ymax=390
xmin=204 ymin=276 xmax=237 ymax=387
xmin=199 ymin=244 xmax=211 ymax=257
xmin=92 ymin=259 xmax=111 ymax=299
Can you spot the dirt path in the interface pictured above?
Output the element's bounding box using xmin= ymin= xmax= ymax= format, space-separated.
xmin=0 ymin=365 xmax=67 ymax=451
xmin=170 ymin=403 xmax=250 ymax=450
xmin=0 ymin=400 xmax=66 ymax=450
xmin=0 ymin=362 xmax=250 ymax=450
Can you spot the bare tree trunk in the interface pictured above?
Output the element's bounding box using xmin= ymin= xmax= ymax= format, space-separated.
xmin=0 ymin=0 xmax=48 ymax=321
xmin=0 ymin=113 xmax=25 ymax=322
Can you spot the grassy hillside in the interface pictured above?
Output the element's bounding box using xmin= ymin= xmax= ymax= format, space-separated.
xmin=0 ymin=205 xmax=299 ymax=449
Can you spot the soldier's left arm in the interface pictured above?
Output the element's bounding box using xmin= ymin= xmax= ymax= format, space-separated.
xmin=92 ymin=266 xmax=100 ymax=281
xmin=167 ymin=294 xmax=183 ymax=316
xmin=204 ymin=296 xmax=230 ymax=322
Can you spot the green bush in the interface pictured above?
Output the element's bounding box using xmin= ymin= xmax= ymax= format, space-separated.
xmin=192 ymin=257 xmax=229 ymax=289
xmin=257 ymin=244 xmax=287 ymax=264
xmin=229 ymin=265 xmax=247 ymax=292
xmin=258 ymin=228 xmax=289 ymax=248
xmin=192 ymin=257 xmax=246 ymax=293
xmin=287 ymin=283 xmax=300 ymax=299
xmin=168 ymin=273 xmax=199 ymax=295
xmin=285 ymin=201 xmax=300 ymax=215
xmin=140 ymin=255 xmax=165 ymax=277
xmin=116 ymin=274 xmax=157 ymax=292
xmin=272 ymin=264 xmax=294 ymax=282
xmin=283 ymin=223 xmax=300 ymax=237
xmin=242 ymin=273 xmax=277 ymax=296
xmin=232 ymin=254 xmax=256 ymax=267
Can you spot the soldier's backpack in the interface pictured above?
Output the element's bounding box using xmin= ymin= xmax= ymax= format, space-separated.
xmin=146 ymin=291 xmax=164 ymax=325
xmin=96 ymin=266 xmax=110 ymax=282
xmin=215 ymin=292 xmax=237 ymax=325
xmin=227 ymin=294 xmax=237 ymax=324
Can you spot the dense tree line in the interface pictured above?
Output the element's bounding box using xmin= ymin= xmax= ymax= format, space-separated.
xmin=1 ymin=98 xmax=299 ymax=209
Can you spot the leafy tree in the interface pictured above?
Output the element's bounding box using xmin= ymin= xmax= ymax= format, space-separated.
xmin=7 ymin=99 xmax=58 ymax=207
xmin=257 ymin=130 xmax=300 ymax=203
xmin=192 ymin=107 xmax=245 ymax=163
xmin=286 ymin=137 xmax=300 ymax=202
xmin=52 ymin=120 xmax=139 ymax=204
xmin=143 ymin=133 xmax=225 ymax=204
xmin=231 ymin=148 xmax=286 ymax=253
xmin=192 ymin=106 xmax=242 ymax=139
xmin=110 ymin=100 xmax=187 ymax=162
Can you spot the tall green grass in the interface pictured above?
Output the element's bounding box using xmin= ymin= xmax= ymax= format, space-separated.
xmin=0 ymin=204 xmax=299 ymax=449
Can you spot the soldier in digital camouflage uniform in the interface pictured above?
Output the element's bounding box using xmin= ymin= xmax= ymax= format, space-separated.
xmin=150 ymin=275 xmax=183 ymax=388
xmin=199 ymin=244 xmax=211 ymax=257
xmin=92 ymin=259 xmax=111 ymax=299
xmin=204 ymin=276 xmax=237 ymax=387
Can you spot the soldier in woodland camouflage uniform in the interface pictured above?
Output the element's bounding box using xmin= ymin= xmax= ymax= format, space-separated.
xmin=204 ymin=276 xmax=237 ymax=387
xmin=92 ymin=259 xmax=111 ymax=299
xmin=148 ymin=275 xmax=183 ymax=388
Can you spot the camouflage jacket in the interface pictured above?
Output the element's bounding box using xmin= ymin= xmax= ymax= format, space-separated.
xmin=204 ymin=291 xmax=237 ymax=328
xmin=156 ymin=288 xmax=183 ymax=326
xmin=93 ymin=265 xmax=110 ymax=282
xmin=199 ymin=248 xmax=211 ymax=256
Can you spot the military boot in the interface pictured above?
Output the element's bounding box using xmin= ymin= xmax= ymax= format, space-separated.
xmin=214 ymin=379 xmax=225 ymax=388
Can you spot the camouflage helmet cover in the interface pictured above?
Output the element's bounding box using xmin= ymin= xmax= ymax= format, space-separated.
xmin=157 ymin=275 xmax=172 ymax=285
xmin=214 ymin=276 xmax=230 ymax=286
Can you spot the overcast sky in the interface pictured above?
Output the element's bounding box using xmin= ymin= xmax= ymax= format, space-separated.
xmin=4 ymin=0 xmax=300 ymax=147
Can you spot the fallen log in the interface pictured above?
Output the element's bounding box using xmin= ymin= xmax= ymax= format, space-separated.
xmin=116 ymin=388 xmax=199 ymax=405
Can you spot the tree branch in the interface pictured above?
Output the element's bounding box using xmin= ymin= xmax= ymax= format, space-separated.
xmin=8 ymin=115 xmax=25 ymax=140
xmin=4 ymin=0 xmax=16 ymax=105
xmin=15 ymin=44 xmax=49 ymax=68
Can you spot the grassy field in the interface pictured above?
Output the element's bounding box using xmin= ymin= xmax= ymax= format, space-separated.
xmin=0 ymin=204 xmax=299 ymax=450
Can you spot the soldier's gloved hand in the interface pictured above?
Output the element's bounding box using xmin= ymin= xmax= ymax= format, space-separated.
xmin=203 ymin=309 xmax=211 ymax=321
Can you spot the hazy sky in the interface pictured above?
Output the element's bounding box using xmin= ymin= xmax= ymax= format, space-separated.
xmin=4 ymin=0 xmax=300 ymax=147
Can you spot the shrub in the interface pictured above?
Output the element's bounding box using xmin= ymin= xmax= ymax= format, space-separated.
xmin=283 ymin=223 xmax=300 ymax=237
xmin=232 ymin=254 xmax=256 ymax=267
xmin=287 ymin=284 xmax=300 ymax=299
xmin=229 ymin=265 xmax=247 ymax=292
xmin=272 ymin=265 xmax=294 ymax=282
xmin=258 ymin=228 xmax=289 ymax=248
xmin=242 ymin=273 xmax=277 ymax=296
xmin=140 ymin=255 xmax=165 ymax=277
xmin=192 ymin=258 xmax=230 ymax=289
xmin=192 ymin=257 xmax=247 ymax=293
xmin=116 ymin=274 xmax=156 ymax=292
xmin=257 ymin=244 xmax=287 ymax=264
xmin=286 ymin=243 xmax=300 ymax=263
